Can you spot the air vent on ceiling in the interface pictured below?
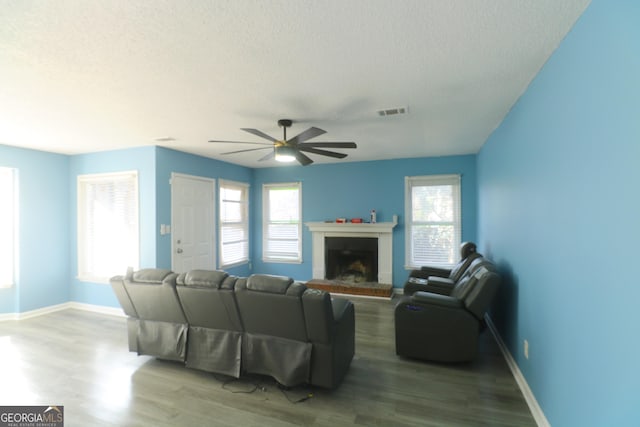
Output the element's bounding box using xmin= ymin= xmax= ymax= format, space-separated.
xmin=377 ymin=106 xmax=408 ymax=117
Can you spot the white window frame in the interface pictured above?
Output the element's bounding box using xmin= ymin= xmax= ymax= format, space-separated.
xmin=262 ymin=182 xmax=302 ymax=263
xmin=77 ymin=170 xmax=139 ymax=283
xmin=0 ymin=167 xmax=18 ymax=288
xmin=405 ymin=174 xmax=461 ymax=269
xmin=219 ymin=179 xmax=250 ymax=268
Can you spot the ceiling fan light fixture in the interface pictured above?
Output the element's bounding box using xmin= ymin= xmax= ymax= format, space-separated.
xmin=275 ymin=145 xmax=296 ymax=163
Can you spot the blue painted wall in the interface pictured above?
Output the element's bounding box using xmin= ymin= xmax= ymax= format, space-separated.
xmin=68 ymin=146 xmax=158 ymax=308
xmin=477 ymin=1 xmax=640 ymax=425
xmin=252 ymin=155 xmax=477 ymax=286
xmin=154 ymin=147 xmax=253 ymax=278
xmin=0 ymin=144 xmax=70 ymax=314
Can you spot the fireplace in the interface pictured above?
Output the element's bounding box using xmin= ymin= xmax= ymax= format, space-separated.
xmin=305 ymin=221 xmax=397 ymax=285
xmin=325 ymin=237 xmax=378 ymax=283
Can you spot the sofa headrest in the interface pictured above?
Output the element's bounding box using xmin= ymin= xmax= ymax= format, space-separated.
xmin=460 ymin=242 xmax=477 ymax=259
xmin=246 ymin=274 xmax=299 ymax=295
xmin=131 ymin=268 xmax=174 ymax=284
xmin=177 ymin=269 xmax=229 ymax=288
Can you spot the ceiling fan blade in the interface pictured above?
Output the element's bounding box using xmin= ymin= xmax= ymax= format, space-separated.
xmin=294 ymin=150 xmax=314 ymax=166
xmin=221 ymin=147 xmax=272 ymax=155
xmin=208 ymin=139 xmax=273 ymax=145
xmin=258 ymin=150 xmax=275 ymax=162
xmin=241 ymin=128 xmax=278 ymax=142
xmin=287 ymin=127 xmax=326 ymax=145
xmin=298 ymin=142 xmax=357 ymax=149
xmin=297 ymin=146 xmax=348 ymax=159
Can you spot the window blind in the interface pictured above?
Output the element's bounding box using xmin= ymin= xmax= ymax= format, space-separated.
xmin=77 ymin=171 xmax=139 ymax=282
xmin=219 ymin=180 xmax=249 ymax=267
xmin=262 ymin=183 xmax=302 ymax=263
xmin=405 ymin=174 xmax=461 ymax=268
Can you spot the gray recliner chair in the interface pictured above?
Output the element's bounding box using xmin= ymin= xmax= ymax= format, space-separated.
xmin=175 ymin=270 xmax=244 ymax=377
xmin=235 ymin=274 xmax=355 ymax=388
xmin=404 ymin=241 xmax=481 ymax=295
xmin=120 ymin=269 xmax=189 ymax=362
xmin=395 ymin=259 xmax=500 ymax=362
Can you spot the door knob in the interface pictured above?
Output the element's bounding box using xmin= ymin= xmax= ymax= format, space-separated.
xmin=177 ymin=248 xmax=183 ymax=254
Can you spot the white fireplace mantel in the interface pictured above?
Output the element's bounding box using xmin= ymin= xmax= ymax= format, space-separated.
xmin=305 ymin=221 xmax=397 ymax=284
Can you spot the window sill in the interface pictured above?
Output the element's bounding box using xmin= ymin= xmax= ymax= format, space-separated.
xmin=262 ymin=258 xmax=303 ymax=264
xmin=220 ymin=260 xmax=249 ymax=269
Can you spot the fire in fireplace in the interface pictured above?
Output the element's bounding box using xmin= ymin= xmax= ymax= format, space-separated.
xmin=324 ymin=237 xmax=378 ymax=283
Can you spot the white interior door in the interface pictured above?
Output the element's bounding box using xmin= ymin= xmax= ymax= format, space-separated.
xmin=171 ymin=173 xmax=216 ymax=273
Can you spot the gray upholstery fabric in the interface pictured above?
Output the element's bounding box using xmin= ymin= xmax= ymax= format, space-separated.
xmin=236 ymin=275 xmax=309 ymax=342
xmin=126 ymin=317 xmax=139 ymax=352
xmin=177 ymin=279 xmax=243 ymax=332
xmin=404 ymin=241 xmax=481 ymax=295
xmin=306 ymin=297 xmax=355 ymax=389
xmin=176 ymin=271 xmax=243 ymax=377
xmin=109 ymin=275 xmax=138 ymax=317
xmin=123 ymin=270 xmax=189 ymax=362
xmin=110 ymin=270 xmax=355 ymax=389
xmin=178 ymin=269 xmax=228 ymax=288
xmin=110 ymin=274 xmax=139 ymax=351
xmin=186 ymin=327 xmax=242 ymax=377
xmin=137 ymin=319 xmax=188 ymax=361
xmin=242 ymin=333 xmax=312 ymax=387
xmin=394 ymin=257 xmax=501 ymax=363
xmin=246 ymin=274 xmax=294 ymax=293
xmin=132 ymin=268 xmax=174 ymax=283
xmin=236 ymin=274 xmax=355 ymax=388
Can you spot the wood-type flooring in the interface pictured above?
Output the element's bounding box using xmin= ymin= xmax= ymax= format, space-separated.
xmin=0 ymin=296 xmax=536 ymax=426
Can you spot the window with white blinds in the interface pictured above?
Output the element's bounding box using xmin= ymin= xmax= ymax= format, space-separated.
xmin=262 ymin=182 xmax=302 ymax=263
xmin=77 ymin=171 xmax=139 ymax=282
xmin=405 ymin=174 xmax=461 ymax=268
xmin=219 ymin=179 xmax=249 ymax=267
xmin=0 ymin=167 xmax=17 ymax=288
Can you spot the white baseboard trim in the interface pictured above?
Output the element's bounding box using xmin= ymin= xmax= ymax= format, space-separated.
xmin=0 ymin=301 xmax=125 ymax=321
xmin=485 ymin=315 xmax=550 ymax=427
xmin=0 ymin=302 xmax=71 ymax=321
xmin=67 ymin=302 xmax=125 ymax=317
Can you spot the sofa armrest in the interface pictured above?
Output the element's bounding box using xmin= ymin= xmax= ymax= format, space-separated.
xmin=419 ymin=266 xmax=452 ymax=278
xmin=410 ymin=291 xmax=464 ymax=309
xmin=424 ymin=276 xmax=456 ymax=294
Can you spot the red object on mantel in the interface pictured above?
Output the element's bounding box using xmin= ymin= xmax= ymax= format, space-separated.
xmin=350 ymin=218 xmax=363 ymax=223
xmin=335 ymin=218 xmax=347 ymax=223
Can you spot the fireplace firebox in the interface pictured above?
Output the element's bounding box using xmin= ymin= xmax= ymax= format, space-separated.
xmin=325 ymin=237 xmax=378 ymax=283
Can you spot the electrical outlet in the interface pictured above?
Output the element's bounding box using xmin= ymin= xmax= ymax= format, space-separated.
xmin=524 ymin=339 xmax=529 ymax=359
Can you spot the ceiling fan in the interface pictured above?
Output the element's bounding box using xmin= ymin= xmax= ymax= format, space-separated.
xmin=208 ymin=119 xmax=357 ymax=166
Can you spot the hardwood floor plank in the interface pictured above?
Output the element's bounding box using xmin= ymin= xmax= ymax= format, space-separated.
xmin=0 ymin=297 xmax=536 ymax=426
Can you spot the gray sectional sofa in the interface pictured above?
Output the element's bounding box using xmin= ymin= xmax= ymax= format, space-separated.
xmin=110 ymin=269 xmax=355 ymax=389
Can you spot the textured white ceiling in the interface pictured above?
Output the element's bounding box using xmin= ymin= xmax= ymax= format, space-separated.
xmin=0 ymin=0 xmax=590 ymax=167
